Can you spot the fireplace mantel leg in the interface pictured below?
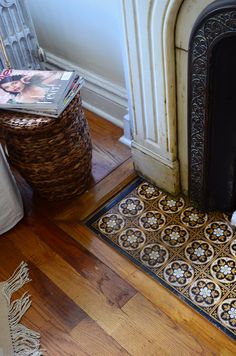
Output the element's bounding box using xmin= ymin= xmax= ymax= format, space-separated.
xmin=120 ymin=0 xmax=181 ymax=195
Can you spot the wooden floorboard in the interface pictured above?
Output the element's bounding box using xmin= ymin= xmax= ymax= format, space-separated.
xmin=58 ymin=221 xmax=236 ymax=355
xmin=1 ymin=110 xmax=236 ymax=355
xmin=70 ymin=317 xmax=130 ymax=356
xmin=24 ymin=213 xmax=137 ymax=308
xmin=53 ymin=158 xmax=136 ymax=222
xmin=85 ymin=109 xmax=131 ymax=185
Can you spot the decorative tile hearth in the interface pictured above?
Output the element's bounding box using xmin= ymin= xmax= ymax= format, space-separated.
xmin=86 ymin=179 xmax=236 ymax=340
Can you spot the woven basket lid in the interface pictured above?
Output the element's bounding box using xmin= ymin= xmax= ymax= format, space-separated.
xmin=0 ymin=109 xmax=57 ymax=132
xmin=0 ymin=92 xmax=82 ymax=134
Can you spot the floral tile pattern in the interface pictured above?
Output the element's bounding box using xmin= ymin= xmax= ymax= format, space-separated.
xmin=86 ymin=179 xmax=236 ymax=339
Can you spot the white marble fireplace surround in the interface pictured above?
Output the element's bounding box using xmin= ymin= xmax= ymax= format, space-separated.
xmin=121 ymin=0 xmax=213 ymax=195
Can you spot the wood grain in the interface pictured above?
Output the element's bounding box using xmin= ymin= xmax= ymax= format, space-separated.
xmin=0 ymin=234 xmax=88 ymax=354
xmin=86 ymin=109 xmax=131 ymax=185
xmin=58 ymin=221 xmax=236 ymax=354
xmin=9 ymin=233 xmax=162 ymax=354
xmin=0 ymin=110 xmax=235 ymax=355
xmin=71 ymin=318 xmax=130 ymax=356
xmin=24 ymin=214 xmax=137 ymax=308
xmin=54 ymin=158 xmax=136 ymax=221
xmin=121 ymin=293 xmax=226 ymax=355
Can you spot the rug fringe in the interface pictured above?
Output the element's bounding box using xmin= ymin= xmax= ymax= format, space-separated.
xmin=10 ymin=323 xmax=43 ymax=356
xmin=3 ymin=261 xmax=31 ymax=304
xmin=2 ymin=262 xmax=44 ymax=355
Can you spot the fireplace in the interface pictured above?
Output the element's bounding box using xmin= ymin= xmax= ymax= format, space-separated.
xmin=121 ymin=0 xmax=235 ymax=212
xmin=189 ymin=0 xmax=236 ymax=211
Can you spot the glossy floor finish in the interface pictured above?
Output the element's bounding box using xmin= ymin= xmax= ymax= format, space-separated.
xmin=0 ymin=111 xmax=236 ymax=355
xmin=87 ymin=179 xmax=236 ymax=340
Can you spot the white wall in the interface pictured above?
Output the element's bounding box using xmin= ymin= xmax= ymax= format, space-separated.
xmin=27 ymin=0 xmax=127 ymax=126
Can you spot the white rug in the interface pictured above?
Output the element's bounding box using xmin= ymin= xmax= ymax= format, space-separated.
xmin=0 ymin=262 xmax=43 ymax=355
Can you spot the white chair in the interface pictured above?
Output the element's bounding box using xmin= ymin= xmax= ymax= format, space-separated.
xmin=0 ymin=0 xmax=46 ymax=234
xmin=0 ymin=144 xmax=23 ymax=234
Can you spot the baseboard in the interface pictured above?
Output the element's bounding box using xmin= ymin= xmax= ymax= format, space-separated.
xmin=119 ymin=135 xmax=132 ymax=147
xmin=45 ymin=51 xmax=128 ymax=127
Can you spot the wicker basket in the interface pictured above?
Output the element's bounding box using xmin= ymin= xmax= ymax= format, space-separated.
xmin=0 ymin=93 xmax=92 ymax=200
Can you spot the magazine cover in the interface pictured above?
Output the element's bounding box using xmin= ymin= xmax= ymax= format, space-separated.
xmin=0 ymin=68 xmax=74 ymax=109
xmin=9 ymin=75 xmax=84 ymax=118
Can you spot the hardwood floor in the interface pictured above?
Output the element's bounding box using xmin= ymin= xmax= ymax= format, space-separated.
xmin=0 ymin=111 xmax=235 ymax=355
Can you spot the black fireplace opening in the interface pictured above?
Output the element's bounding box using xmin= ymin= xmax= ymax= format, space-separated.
xmin=188 ymin=1 xmax=236 ymax=212
xmin=207 ymin=36 xmax=236 ymax=211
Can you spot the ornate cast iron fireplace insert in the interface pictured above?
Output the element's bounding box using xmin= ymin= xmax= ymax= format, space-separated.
xmin=189 ymin=0 xmax=236 ymax=212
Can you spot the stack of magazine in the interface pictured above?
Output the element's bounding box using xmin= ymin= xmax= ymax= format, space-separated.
xmin=0 ymin=68 xmax=84 ymax=118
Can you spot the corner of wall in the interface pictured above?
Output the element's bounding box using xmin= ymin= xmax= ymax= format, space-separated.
xmin=44 ymin=50 xmax=128 ymax=128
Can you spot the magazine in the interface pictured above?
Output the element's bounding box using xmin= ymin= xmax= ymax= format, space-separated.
xmin=0 ymin=68 xmax=84 ymax=117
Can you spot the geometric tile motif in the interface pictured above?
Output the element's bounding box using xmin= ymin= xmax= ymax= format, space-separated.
xmin=161 ymin=225 xmax=189 ymax=247
xmin=189 ymin=279 xmax=222 ymax=307
xmin=118 ymin=197 xmax=144 ymax=216
xmin=87 ymin=179 xmax=236 ymax=339
xmin=158 ymin=195 xmax=185 ymax=214
xmin=180 ymin=207 xmax=208 ymax=228
xmin=210 ymin=257 xmax=236 ymax=284
xmin=185 ymin=240 xmax=214 ymax=264
xmin=218 ymin=299 xmax=236 ymax=329
xmin=140 ymin=243 xmax=169 ymax=268
xmin=137 ymin=182 xmax=162 ymax=200
xmin=118 ymin=228 xmax=146 ymax=251
xmin=163 ymin=260 xmax=194 ymax=287
xmin=98 ymin=213 xmax=125 ymax=234
xmin=139 ymin=211 xmax=166 ymax=231
xmin=204 ymin=221 xmax=233 ymax=244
